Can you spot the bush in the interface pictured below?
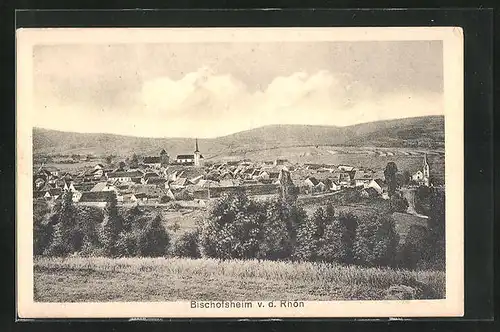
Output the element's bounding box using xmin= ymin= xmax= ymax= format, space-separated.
xmin=33 ymin=200 xmax=52 ymax=255
xmin=115 ymin=231 xmax=139 ymax=257
xmin=424 ymin=190 xmax=446 ymax=270
xmin=353 ymin=213 xmax=399 ymax=267
xmin=172 ymin=230 xmax=201 ymax=258
xmin=44 ymin=191 xmax=81 ymax=257
xmin=259 ymin=199 xmax=307 ymax=260
xmin=135 ymin=214 xmax=170 ymax=257
xmin=317 ymin=212 xmax=358 ymax=264
xmin=98 ymin=194 xmax=123 ymax=257
xmin=396 ymin=225 xmax=429 ymax=269
xmin=389 ymin=193 xmax=409 ymax=213
xmin=199 ymin=191 xmax=264 ymax=260
xmin=295 ymin=206 xmax=331 ymax=261
xmin=199 ymin=191 xmax=307 ymax=261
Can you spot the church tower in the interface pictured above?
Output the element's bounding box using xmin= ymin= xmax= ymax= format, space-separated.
xmin=194 ymin=138 xmax=201 ymax=167
xmin=423 ymin=153 xmax=430 ymax=186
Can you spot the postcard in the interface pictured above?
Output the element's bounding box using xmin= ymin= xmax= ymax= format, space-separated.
xmin=16 ymin=27 xmax=464 ymax=318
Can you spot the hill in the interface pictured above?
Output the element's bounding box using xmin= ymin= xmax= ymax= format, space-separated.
xmin=32 ymin=115 xmax=444 ymax=157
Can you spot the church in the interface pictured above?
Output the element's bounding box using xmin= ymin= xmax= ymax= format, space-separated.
xmin=175 ymin=139 xmax=204 ymax=167
xmin=143 ymin=149 xmax=170 ymax=168
xmin=412 ymin=154 xmax=430 ymax=186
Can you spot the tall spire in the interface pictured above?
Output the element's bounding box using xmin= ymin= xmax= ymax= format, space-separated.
xmin=195 ymin=138 xmax=199 ymax=153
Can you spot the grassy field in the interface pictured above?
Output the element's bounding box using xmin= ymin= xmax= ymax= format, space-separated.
xmin=34 ymin=256 xmax=445 ymax=302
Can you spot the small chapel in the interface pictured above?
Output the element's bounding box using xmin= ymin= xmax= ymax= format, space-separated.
xmin=411 ymin=154 xmax=430 ymax=186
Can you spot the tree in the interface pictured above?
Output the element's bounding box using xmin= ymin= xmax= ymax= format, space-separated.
xmin=129 ymin=154 xmax=139 ymax=168
xmin=425 ymin=189 xmax=446 ymax=270
xmin=172 ymin=230 xmax=201 ymax=258
xmin=136 ymin=214 xmax=170 ymax=257
xmin=45 ymin=191 xmax=79 ymax=256
xmin=384 ymin=162 xmax=399 ymax=197
xmin=353 ymin=213 xmax=399 ymax=267
xmin=118 ymin=161 xmax=126 ymax=170
xmin=199 ymin=190 xmax=263 ymax=260
xmin=318 ymin=212 xmax=358 ymax=264
xmin=105 ymin=155 xmax=114 ymax=165
xmin=98 ymin=193 xmax=123 ymax=256
xmin=402 ymin=170 xmax=412 ymax=186
xmin=389 ymin=192 xmax=409 ymax=213
xmin=295 ymin=205 xmax=336 ymax=262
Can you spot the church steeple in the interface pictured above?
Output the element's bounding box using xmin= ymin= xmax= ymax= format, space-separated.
xmin=195 ymin=138 xmax=199 ymax=153
xmin=423 ymin=153 xmax=430 ymax=186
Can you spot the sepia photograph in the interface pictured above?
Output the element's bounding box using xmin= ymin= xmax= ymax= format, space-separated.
xmin=16 ymin=27 xmax=464 ymax=318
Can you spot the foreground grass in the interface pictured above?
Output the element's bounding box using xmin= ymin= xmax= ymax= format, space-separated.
xmin=34 ymin=256 xmax=445 ymax=302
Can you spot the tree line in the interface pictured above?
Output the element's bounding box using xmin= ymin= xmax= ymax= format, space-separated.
xmin=34 ymin=186 xmax=445 ymax=271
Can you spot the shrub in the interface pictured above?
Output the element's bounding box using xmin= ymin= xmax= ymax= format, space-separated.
xmin=353 ymin=213 xmax=399 ymax=267
xmin=199 ymin=190 xmax=307 ymax=261
xmin=44 ymin=191 xmax=80 ymax=256
xmin=295 ymin=207 xmax=329 ymax=261
xmin=259 ymin=199 xmax=307 ymax=260
xmin=98 ymin=193 xmax=123 ymax=257
xmin=396 ymin=225 xmax=429 ymax=269
xmin=389 ymin=193 xmax=409 ymax=213
xmin=317 ymin=212 xmax=358 ymax=264
xmin=121 ymin=205 xmax=143 ymax=231
xmin=199 ymin=191 xmax=263 ymax=260
xmin=172 ymin=230 xmax=201 ymax=258
xmin=136 ymin=214 xmax=170 ymax=257
xmin=33 ymin=200 xmax=52 ymax=255
xmin=424 ymin=190 xmax=446 ymax=270
xmin=115 ymin=231 xmax=139 ymax=257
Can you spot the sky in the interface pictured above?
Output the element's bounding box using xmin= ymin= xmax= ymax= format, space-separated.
xmin=32 ymin=40 xmax=443 ymax=138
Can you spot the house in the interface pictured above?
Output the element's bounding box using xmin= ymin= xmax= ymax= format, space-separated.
xmin=274 ymin=159 xmax=289 ymax=166
xmin=94 ymin=163 xmax=105 ymax=171
xmin=44 ymin=188 xmax=63 ymax=200
xmin=219 ymin=172 xmax=233 ymax=181
xmin=353 ymin=170 xmax=374 ymax=187
xmin=189 ymin=175 xmax=204 ymax=185
xmin=170 ymin=177 xmax=189 ymax=189
xmin=90 ymin=182 xmax=117 ymax=193
xmin=367 ymin=179 xmax=385 ymax=194
xmin=220 ymin=179 xmax=240 ymax=187
xmin=132 ymin=184 xmax=166 ymax=201
xmin=40 ymin=166 xmax=60 ymax=177
xmin=106 ymin=170 xmax=143 ymax=183
xmin=196 ymin=179 xmax=219 ymax=188
xmin=338 ymin=165 xmax=354 ymax=172
xmin=175 ymin=155 xmax=195 ymax=165
xmin=141 ymin=172 xmax=159 ymax=184
xmin=131 ymin=193 xmax=148 ymax=202
xmin=143 ymin=149 xmax=170 ymax=168
xmin=34 ymin=177 xmax=46 ymax=191
xmin=242 ymin=168 xmax=255 ymax=180
xmin=78 ymin=191 xmax=116 ymax=207
xmin=304 ymin=177 xmax=321 ymax=193
xmin=268 ymin=172 xmax=280 ymax=184
xmin=360 ymin=187 xmax=380 ymax=198
xmin=145 ymin=177 xmax=167 ymax=186
xmin=330 ymin=180 xmax=341 ymax=191
xmin=92 ymin=168 xmax=105 ymax=179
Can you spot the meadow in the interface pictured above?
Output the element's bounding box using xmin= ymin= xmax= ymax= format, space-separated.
xmin=34 ymin=256 xmax=445 ymax=302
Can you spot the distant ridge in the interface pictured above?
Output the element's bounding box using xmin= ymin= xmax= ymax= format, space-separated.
xmin=33 ymin=115 xmax=444 ymax=156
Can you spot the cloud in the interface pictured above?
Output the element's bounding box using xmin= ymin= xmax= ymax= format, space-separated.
xmin=34 ymin=66 xmax=443 ymax=138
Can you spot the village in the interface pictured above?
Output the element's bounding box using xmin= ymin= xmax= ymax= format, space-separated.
xmin=33 ymin=139 xmax=434 ymax=208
